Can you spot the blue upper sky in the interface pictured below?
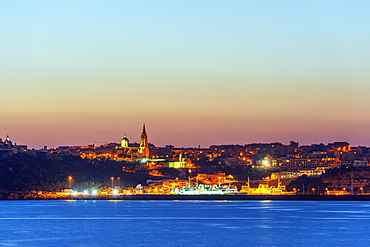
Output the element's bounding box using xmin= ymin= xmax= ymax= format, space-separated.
xmin=1 ymin=1 xmax=370 ymax=148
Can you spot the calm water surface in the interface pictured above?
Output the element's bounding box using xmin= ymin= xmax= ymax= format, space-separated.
xmin=0 ymin=200 xmax=369 ymax=247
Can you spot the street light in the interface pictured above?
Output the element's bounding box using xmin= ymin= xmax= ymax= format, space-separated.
xmin=111 ymin=177 xmax=114 ymax=190
xmin=68 ymin=176 xmax=73 ymax=189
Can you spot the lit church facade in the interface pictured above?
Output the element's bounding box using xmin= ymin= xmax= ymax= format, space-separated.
xmin=118 ymin=124 xmax=150 ymax=159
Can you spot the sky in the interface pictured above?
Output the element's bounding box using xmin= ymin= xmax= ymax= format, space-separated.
xmin=1 ymin=1 xmax=370 ymax=149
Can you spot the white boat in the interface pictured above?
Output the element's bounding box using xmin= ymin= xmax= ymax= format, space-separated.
xmin=172 ymin=184 xmax=238 ymax=195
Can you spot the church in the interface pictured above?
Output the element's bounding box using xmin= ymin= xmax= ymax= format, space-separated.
xmin=0 ymin=135 xmax=13 ymax=146
xmin=118 ymin=124 xmax=150 ymax=159
xmin=0 ymin=135 xmax=27 ymax=153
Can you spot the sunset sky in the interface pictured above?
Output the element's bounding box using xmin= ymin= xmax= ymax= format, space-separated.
xmin=1 ymin=1 xmax=370 ymax=149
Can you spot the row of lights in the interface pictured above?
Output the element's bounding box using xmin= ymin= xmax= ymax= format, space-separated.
xmin=70 ymin=189 xmax=120 ymax=196
xmin=68 ymin=176 xmax=120 ymax=195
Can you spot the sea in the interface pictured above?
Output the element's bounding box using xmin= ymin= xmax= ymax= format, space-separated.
xmin=0 ymin=200 xmax=369 ymax=247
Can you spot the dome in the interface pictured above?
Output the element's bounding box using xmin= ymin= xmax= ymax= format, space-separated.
xmin=121 ymin=134 xmax=129 ymax=148
xmin=4 ymin=135 xmax=12 ymax=146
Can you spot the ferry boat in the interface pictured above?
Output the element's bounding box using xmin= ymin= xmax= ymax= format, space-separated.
xmin=240 ymin=181 xmax=295 ymax=195
xmin=171 ymin=184 xmax=238 ymax=195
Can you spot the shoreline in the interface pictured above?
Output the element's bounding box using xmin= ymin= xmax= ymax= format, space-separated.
xmin=71 ymin=194 xmax=370 ymax=201
xmin=2 ymin=193 xmax=370 ymax=201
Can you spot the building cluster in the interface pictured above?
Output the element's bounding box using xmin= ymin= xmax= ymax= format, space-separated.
xmin=39 ymin=125 xmax=370 ymax=194
xmin=46 ymin=124 xmax=150 ymax=161
xmin=0 ymin=135 xmax=27 ymax=157
xmin=3 ymin=124 xmax=370 ymax=195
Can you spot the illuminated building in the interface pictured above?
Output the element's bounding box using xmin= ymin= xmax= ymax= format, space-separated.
xmin=116 ymin=123 xmax=150 ymax=160
xmin=4 ymin=135 xmax=12 ymax=146
xmin=325 ymin=189 xmax=351 ymax=195
xmin=139 ymin=123 xmax=149 ymax=157
xmin=0 ymin=135 xmax=27 ymax=153
xmin=168 ymin=153 xmax=195 ymax=168
xmin=282 ymin=157 xmax=338 ymax=170
xmin=121 ymin=134 xmax=129 ymax=148
xmin=0 ymin=135 xmax=13 ymax=147
xmin=73 ymin=124 xmax=151 ymax=161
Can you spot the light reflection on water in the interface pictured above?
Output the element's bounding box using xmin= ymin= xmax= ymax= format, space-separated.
xmin=0 ymin=200 xmax=370 ymax=247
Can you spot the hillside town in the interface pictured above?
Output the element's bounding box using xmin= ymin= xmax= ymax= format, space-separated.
xmin=1 ymin=125 xmax=370 ymax=198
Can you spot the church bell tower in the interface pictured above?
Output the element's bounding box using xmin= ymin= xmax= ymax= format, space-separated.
xmin=139 ymin=123 xmax=149 ymax=157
